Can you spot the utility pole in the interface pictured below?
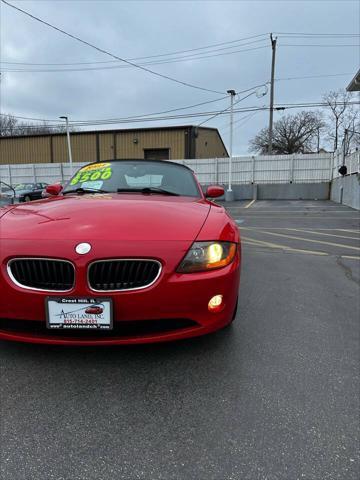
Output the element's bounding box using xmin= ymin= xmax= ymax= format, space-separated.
xmin=226 ymin=89 xmax=236 ymax=201
xmin=59 ymin=116 xmax=73 ymax=176
xmin=268 ymin=33 xmax=277 ymax=155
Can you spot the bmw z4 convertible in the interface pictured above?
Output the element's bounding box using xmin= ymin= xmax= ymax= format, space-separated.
xmin=0 ymin=159 xmax=241 ymax=345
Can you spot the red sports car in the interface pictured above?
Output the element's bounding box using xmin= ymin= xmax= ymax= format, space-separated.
xmin=0 ymin=160 xmax=241 ymax=345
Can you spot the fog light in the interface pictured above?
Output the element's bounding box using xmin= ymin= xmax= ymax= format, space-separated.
xmin=208 ymin=294 xmax=223 ymax=312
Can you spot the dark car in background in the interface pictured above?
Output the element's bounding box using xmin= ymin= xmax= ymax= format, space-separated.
xmin=16 ymin=183 xmax=49 ymax=202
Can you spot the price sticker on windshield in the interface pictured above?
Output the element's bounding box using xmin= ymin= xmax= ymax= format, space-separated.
xmin=70 ymin=163 xmax=113 ymax=186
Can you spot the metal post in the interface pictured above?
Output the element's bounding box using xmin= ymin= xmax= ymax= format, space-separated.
xmin=340 ymin=182 xmax=344 ymax=204
xmin=226 ymin=89 xmax=236 ymax=201
xmin=8 ymin=164 xmax=12 ymax=186
xmin=32 ymin=164 xmax=37 ymax=183
xmin=60 ymin=162 xmax=64 ymax=184
xmin=60 ymin=116 xmax=73 ymax=175
xmin=342 ymin=128 xmax=348 ymax=166
xmin=215 ymin=158 xmax=219 ymax=184
xmin=268 ymin=34 xmax=277 ymax=155
xmin=290 ymin=155 xmax=295 ymax=183
xmin=329 ymin=153 xmax=334 ymax=182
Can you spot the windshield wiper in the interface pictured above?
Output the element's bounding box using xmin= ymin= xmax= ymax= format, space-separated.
xmin=63 ymin=187 xmax=110 ymax=195
xmin=117 ymin=187 xmax=179 ymax=196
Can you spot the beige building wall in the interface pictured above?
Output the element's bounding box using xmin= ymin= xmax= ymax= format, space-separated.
xmin=195 ymin=128 xmax=228 ymax=158
xmin=0 ymin=127 xmax=226 ymax=164
xmin=52 ymin=134 xmax=97 ymax=163
xmin=115 ymin=129 xmax=186 ymax=159
xmin=0 ymin=136 xmax=51 ymax=164
xmin=99 ymin=133 xmax=116 ymax=161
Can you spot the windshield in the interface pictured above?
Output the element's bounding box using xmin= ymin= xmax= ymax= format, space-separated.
xmin=15 ymin=184 xmax=34 ymax=191
xmin=63 ymin=160 xmax=201 ymax=197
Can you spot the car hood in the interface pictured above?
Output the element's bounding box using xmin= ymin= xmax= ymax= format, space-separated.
xmin=0 ymin=193 xmax=210 ymax=241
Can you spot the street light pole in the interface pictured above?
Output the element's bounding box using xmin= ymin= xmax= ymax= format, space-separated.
xmin=226 ymin=89 xmax=236 ymax=201
xmin=59 ymin=116 xmax=73 ymax=175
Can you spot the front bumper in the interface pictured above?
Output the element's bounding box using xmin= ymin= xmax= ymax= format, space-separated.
xmin=0 ymin=241 xmax=240 ymax=345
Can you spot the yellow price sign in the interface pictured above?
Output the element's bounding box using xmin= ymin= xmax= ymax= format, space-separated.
xmin=70 ymin=163 xmax=113 ymax=185
xmin=81 ymin=162 xmax=111 ymax=172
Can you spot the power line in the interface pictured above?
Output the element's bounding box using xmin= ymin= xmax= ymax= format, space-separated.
xmin=1 ymin=82 xmax=269 ymax=123
xmin=281 ymin=44 xmax=360 ymax=47
xmin=275 ymin=72 xmax=353 ymax=81
xmin=4 ymin=101 xmax=359 ymax=132
xmin=220 ymin=110 xmax=261 ymax=132
xmin=197 ymin=91 xmax=258 ymax=127
xmin=236 ymin=82 xmax=270 ymax=95
xmin=2 ymin=32 xmax=358 ymax=68
xmin=3 ymin=40 xmax=358 ymax=73
xmin=0 ymin=44 xmax=269 ymax=73
xmin=0 ymin=0 xmax=225 ymax=94
xmin=0 ymin=35 xmax=269 ymax=66
xmin=1 ymin=95 xmax=230 ymax=123
xmin=121 ymin=33 xmax=268 ymax=61
xmin=274 ymin=32 xmax=360 ymax=36
xmin=2 ymin=40 xmax=356 ymax=74
xmin=2 ymin=32 xmax=356 ymax=68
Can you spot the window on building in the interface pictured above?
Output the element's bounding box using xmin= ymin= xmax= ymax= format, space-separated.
xmin=144 ymin=148 xmax=170 ymax=160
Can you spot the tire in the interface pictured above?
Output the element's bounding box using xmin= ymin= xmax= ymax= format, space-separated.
xmin=223 ymin=297 xmax=238 ymax=330
xmin=24 ymin=195 xmax=31 ymax=202
xmin=232 ymin=297 xmax=239 ymax=322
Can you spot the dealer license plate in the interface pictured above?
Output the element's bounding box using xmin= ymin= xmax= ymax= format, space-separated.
xmin=46 ymin=298 xmax=113 ymax=330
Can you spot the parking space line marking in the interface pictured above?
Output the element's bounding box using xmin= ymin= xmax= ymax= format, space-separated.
xmin=232 ymin=216 xmax=359 ymax=219
xmin=241 ymin=236 xmax=328 ymax=256
xmin=242 ymin=240 xmax=360 ymax=261
xmin=241 ymin=228 xmax=360 ymax=251
xmin=237 ymin=227 xmax=359 ymax=231
xmin=233 ymin=212 xmax=354 ymax=218
xmin=237 ymin=227 xmax=360 ymax=234
xmin=244 ymin=199 xmax=256 ymax=209
xmin=242 ymin=205 xmax=352 ymax=208
xmin=282 ymin=228 xmax=360 ymax=241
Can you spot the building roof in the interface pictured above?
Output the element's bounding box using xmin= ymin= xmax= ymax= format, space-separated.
xmin=0 ymin=124 xmax=221 ymax=140
xmin=347 ymin=69 xmax=360 ymax=92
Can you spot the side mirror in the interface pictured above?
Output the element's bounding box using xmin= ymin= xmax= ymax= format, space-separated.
xmin=205 ymin=185 xmax=225 ymax=198
xmin=45 ymin=184 xmax=63 ymax=196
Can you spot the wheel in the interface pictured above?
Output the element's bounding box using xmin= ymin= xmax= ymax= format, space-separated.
xmin=24 ymin=195 xmax=31 ymax=202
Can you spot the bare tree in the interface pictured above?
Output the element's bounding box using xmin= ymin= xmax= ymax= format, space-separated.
xmin=0 ymin=114 xmax=19 ymax=136
xmin=249 ymin=111 xmax=325 ymax=154
xmin=343 ymin=123 xmax=360 ymax=155
xmin=322 ymin=89 xmax=359 ymax=153
xmin=0 ymin=113 xmax=72 ymax=137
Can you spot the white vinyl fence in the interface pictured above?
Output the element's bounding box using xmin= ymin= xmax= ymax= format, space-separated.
xmin=0 ymin=152 xmax=358 ymax=188
xmin=332 ymin=150 xmax=360 ymax=177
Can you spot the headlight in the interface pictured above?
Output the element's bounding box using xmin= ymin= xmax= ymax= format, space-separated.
xmin=177 ymin=241 xmax=237 ymax=273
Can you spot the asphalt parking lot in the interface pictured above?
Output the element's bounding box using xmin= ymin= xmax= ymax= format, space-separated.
xmin=0 ymin=200 xmax=359 ymax=480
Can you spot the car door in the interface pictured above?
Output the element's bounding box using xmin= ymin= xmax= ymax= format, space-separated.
xmin=31 ymin=183 xmax=44 ymax=200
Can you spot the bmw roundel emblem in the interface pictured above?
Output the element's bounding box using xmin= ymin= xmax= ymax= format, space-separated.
xmin=75 ymin=243 xmax=92 ymax=255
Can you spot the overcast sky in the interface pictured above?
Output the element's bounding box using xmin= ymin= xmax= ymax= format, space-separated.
xmin=0 ymin=0 xmax=359 ymax=154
